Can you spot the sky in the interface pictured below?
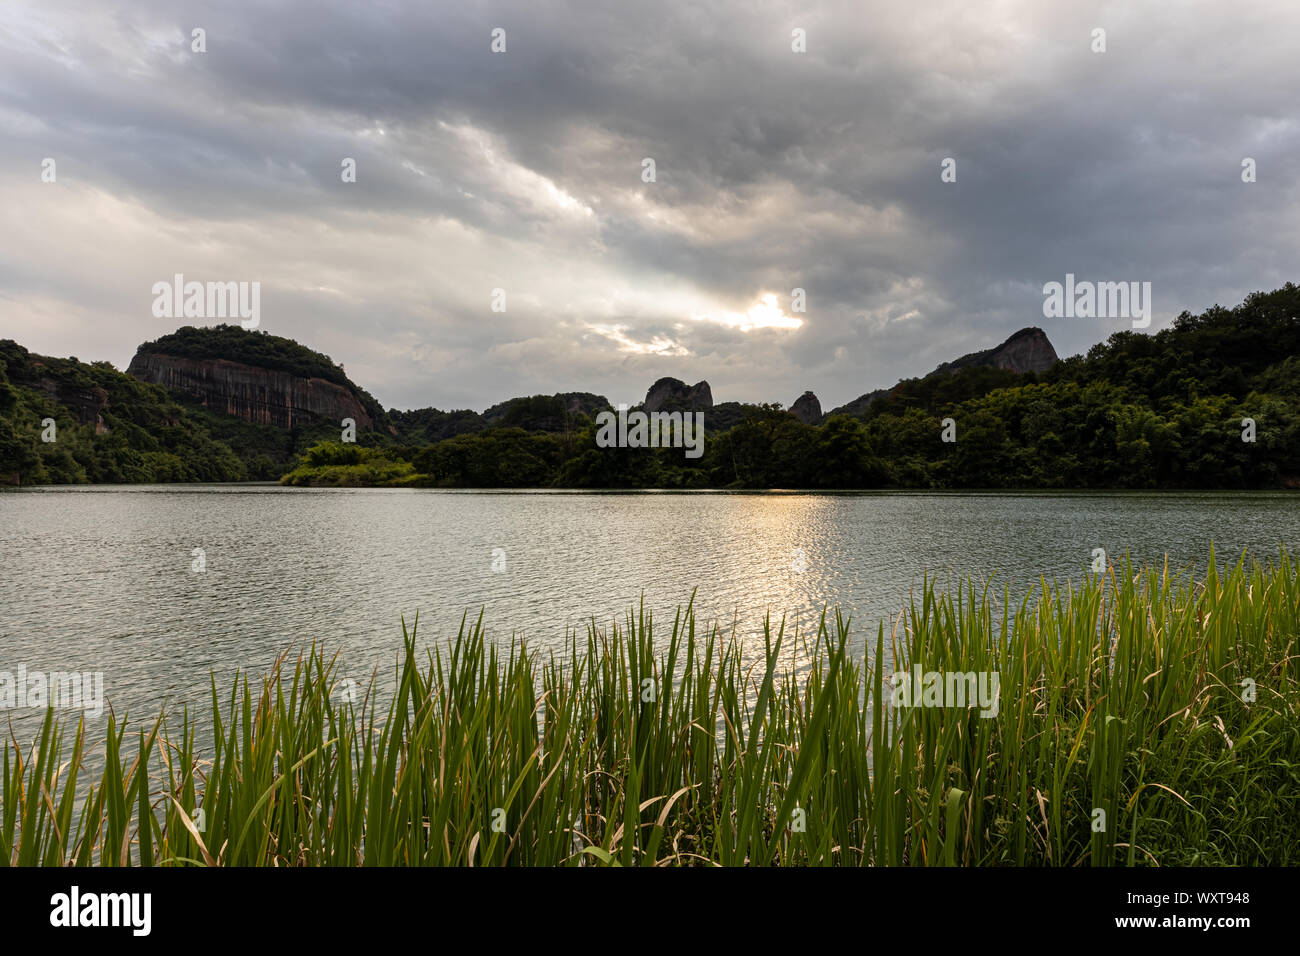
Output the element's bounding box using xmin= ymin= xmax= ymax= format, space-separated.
xmin=1 ymin=0 xmax=1297 ymax=413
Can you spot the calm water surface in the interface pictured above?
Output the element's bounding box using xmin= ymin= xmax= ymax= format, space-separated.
xmin=1 ymin=486 xmax=1297 ymax=740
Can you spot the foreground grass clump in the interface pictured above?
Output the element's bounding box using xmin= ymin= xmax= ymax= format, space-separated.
xmin=3 ymin=552 xmax=1298 ymax=866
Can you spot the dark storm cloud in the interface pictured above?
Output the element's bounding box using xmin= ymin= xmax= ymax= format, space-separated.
xmin=1 ymin=0 xmax=1297 ymax=411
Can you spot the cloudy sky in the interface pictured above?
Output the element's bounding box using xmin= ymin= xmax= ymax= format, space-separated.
xmin=1 ymin=1 xmax=1297 ymax=412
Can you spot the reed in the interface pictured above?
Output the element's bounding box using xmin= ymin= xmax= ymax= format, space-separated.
xmin=3 ymin=549 xmax=1297 ymax=866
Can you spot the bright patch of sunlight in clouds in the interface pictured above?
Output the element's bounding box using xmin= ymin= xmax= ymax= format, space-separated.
xmin=691 ymin=294 xmax=803 ymax=332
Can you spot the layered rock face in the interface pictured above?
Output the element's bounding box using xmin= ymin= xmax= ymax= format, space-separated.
xmin=643 ymin=377 xmax=713 ymax=413
xmin=127 ymin=352 xmax=373 ymax=430
xmin=990 ymin=327 xmax=1058 ymax=373
xmin=789 ymin=391 xmax=822 ymax=424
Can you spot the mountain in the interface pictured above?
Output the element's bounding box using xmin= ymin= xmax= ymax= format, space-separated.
xmin=0 ymin=322 xmax=1064 ymax=485
xmin=789 ymin=391 xmax=822 ymax=425
xmin=829 ymin=327 xmax=1058 ymax=418
xmin=117 ymin=325 xmax=401 ymax=478
xmin=938 ymin=327 xmax=1058 ymax=376
xmin=36 ymin=299 xmax=1300 ymax=490
xmin=642 ymin=377 xmax=713 ymax=414
xmin=128 ymin=326 xmax=385 ymax=431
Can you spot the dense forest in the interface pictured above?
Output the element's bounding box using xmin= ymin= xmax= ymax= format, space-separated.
xmin=284 ymin=283 xmax=1300 ymax=490
xmin=0 ymin=340 xmax=247 ymax=484
xmin=5 ymin=283 xmax=1299 ymax=489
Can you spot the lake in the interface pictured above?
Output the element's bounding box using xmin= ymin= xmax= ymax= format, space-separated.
xmin=1 ymin=485 xmax=1297 ymax=738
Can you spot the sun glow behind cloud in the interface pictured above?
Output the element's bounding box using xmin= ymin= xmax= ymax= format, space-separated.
xmin=579 ymin=288 xmax=802 ymax=357
xmin=7 ymin=0 xmax=1294 ymax=414
xmin=690 ymin=293 xmax=803 ymax=332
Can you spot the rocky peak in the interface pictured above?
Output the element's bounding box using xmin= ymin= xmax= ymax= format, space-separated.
xmin=789 ymin=390 xmax=822 ymax=425
xmin=643 ymin=377 xmax=713 ymax=413
xmin=993 ymin=327 xmax=1058 ymax=373
xmin=940 ymin=327 xmax=1058 ymax=376
xmin=828 ymin=327 xmax=1059 ymax=419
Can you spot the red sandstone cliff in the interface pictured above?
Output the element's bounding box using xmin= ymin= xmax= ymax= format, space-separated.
xmin=126 ymin=352 xmax=373 ymax=430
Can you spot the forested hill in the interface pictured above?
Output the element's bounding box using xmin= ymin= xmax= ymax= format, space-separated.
xmin=0 ymin=339 xmax=246 ymax=484
xmin=284 ymin=283 xmax=1300 ymax=490
xmin=4 ymin=282 xmax=1299 ymax=488
xmin=854 ymin=282 xmax=1300 ymax=489
xmin=135 ymin=325 xmax=353 ymax=386
xmin=1046 ymin=284 xmax=1300 ymax=403
xmin=130 ymin=325 xmax=389 ymax=430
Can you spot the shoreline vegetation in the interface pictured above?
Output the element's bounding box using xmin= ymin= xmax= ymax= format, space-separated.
xmin=4 ymin=284 xmax=1300 ymax=490
xmin=3 ymin=551 xmax=1296 ymax=867
xmin=277 ymin=284 xmax=1300 ymax=490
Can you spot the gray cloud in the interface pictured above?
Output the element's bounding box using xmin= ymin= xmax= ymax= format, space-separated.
xmin=1 ymin=0 xmax=1297 ymax=412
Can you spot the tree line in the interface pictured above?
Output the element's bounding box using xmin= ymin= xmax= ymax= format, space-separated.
xmin=284 ymin=283 xmax=1300 ymax=490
